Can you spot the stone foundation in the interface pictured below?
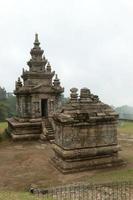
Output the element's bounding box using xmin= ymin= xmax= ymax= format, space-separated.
xmin=51 ymin=143 xmax=124 ymax=174
xmin=7 ymin=118 xmax=42 ymax=140
xmin=51 ymin=153 xmax=124 ymax=174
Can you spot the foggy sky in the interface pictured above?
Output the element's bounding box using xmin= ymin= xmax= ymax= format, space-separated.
xmin=0 ymin=0 xmax=133 ymax=106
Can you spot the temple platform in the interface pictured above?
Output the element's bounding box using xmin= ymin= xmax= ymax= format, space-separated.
xmin=51 ymin=143 xmax=124 ymax=174
xmin=7 ymin=118 xmax=42 ymax=140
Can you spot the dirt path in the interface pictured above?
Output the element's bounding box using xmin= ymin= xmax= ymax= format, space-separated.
xmin=0 ymin=137 xmax=132 ymax=192
xmin=0 ymin=141 xmax=94 ymax=191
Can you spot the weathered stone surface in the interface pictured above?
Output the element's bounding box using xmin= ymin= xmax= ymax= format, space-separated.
xmin=51 ymin=153 xmax=123 ymax=174
xmin=7 ymin=118 xmax=42 ymax=140
xmin=7 ymin=34 xmax=64 ymax=140
xmin=52 ymin=88 xmax=124 ymax=173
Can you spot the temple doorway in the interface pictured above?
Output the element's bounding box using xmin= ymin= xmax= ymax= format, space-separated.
xmin=41 ymin=99 xmax=48 ymax=117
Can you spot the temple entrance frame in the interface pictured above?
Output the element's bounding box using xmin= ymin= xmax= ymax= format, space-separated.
xmin=41 ymin=99 xmax=48 ymax=118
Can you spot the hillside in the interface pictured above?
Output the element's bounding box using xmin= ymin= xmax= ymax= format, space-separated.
xmin=115 ymin=105 xmax=133 ymax=120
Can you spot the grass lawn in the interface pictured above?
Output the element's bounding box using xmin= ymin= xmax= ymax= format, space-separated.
xmin=88 ymin=168 xmax=133 ymax=183
xmin=0 ymin=192 xmax=38 ymax=200
xmin=0 ymin=192 xmax=51 ymax=200
xmin=0 ymin=122 xmax=8 ymax=135
xmin=118 ymin=121 xmax=133 ymax=135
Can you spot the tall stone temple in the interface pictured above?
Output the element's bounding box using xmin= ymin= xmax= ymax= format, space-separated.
xmin=7 ymin=34 xmax=64 ymax=140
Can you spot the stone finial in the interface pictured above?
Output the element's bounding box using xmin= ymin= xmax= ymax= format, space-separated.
xmin=41 ymin=56 xmax=47 ymax=71
xmin=46 ymin=62 xmax=51 ymax=72
xmin=34 ymin=33 xmax=40 ymax=47
xmin=30 ymin=33 xmax=44 ymax=65
xmin=43 ymin=56 xmax=47 ymax=63
xmin=55 ymin=74 xmax=58 ymax=80
xmin=91 ymin=94 xmax=99 ymax=102
xmin=22 ymin=68 xmax=25 ymax=75
xmin=70 ymin=88 xmax=78 ymax=102
xmin=80 ymin=87 xmax=92 ymax=102
xmin=18 ymin=77 xmax=20 ymax=81
xmin=18 ymin=77 xmax=22 ymax=86
xmin=16 ymin=77 xmax=22 ymax=89
xmin=53 ymin=74 xmax=60 ymax=87
xmin=80 ymin=88 xmax=90 ymax=98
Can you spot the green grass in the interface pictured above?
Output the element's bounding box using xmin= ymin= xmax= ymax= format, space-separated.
xmin=0 ymin=192 xmax=37 ymax=200
xmin=118 ymin=121 xmax=133 ymax=135
xmin=88 ymin=169 xmax=133 ymax=184
xmin=0 ymin=192 xmax=52 ymax=200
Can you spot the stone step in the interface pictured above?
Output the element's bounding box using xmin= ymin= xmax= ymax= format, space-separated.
xmin=48 ymin=134 xmax=54 ymax=137
xmin=13 ymin=130 xmax=41 ymax=135
xmin=47 ymin=130 xmax=54 ymax=133
xmin=47 ymin=135 xmax=54 ymax=140
xmin=46 ymin=126 xmax=54 ymax=130
xmin=47 ymin=131 xmax=54 ymax=134
xmin=45 ymin=126 xmax=52 ymax=129
xmin=46 ymin=128 xmax=53 ymax=131
xmin=41 ymin=119 xmax=55 ymax=141
xmin=46 ymin=127 xmax=53 ymax=130
xmin=49 ymin=139 xmax=55 ymax=144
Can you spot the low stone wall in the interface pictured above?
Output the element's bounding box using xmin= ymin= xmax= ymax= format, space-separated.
xmin=30 ymin=181 xmax=133 ymax=200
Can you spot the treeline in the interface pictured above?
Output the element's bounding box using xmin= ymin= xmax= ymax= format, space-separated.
xmin=115 ymin=105 xmax=133 ymax=120
xmin=0 ymin=87 xmax=16 ymax=121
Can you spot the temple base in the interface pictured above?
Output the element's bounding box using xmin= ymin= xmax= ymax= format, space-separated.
xmin=51 ymin=144 xmax=125 ymax=174
xmin=7 ymin=118 xmax=42 ymax=141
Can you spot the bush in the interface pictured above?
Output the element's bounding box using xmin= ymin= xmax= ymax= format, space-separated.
xmin=6 ymin=95 xmax=16 ymax=117
xmin=0 ymin=103 xmax=8 ymax=121
xmin=0 ymin=130 xmax=11 ymax=142
xmin=0 ymin=95 xmax=16 ymax=122
xmin=0 ymin=122 xmax=10 ymax=142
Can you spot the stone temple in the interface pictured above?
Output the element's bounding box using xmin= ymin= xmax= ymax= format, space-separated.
xmin=7 ymin=34 xmax=64 ymax=140
xmin=7 ymin=34 xmax=123 ymax=173
xmin=51 ymin=88 xmax=123 ymax=173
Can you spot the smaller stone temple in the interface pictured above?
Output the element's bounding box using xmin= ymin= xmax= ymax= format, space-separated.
xmin=7 ymin=34 xmax=64 ymax=140
xmin=51 ymin=88 xmax=123 ymax=173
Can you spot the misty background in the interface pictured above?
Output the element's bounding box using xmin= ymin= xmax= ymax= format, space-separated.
xmin=0 ymin=0 xmax=133 ymax=107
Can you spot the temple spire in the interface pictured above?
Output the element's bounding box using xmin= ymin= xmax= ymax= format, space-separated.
xmin=34 ymin=33 xmax=40 ymax=47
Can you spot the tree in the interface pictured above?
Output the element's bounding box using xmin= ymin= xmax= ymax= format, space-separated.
xmin=0 ymin=86 xmax=16 ymax=121
xmin=6 ymin=95 xmax=16 ymax=117
xmin=0 ymin=103 xmax=8 ymax=121
xmin=0 ymin=87 xmax=6 ymax=100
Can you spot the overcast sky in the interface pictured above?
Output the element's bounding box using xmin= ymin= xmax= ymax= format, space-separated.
xmin=0 ymin=0 xmax=133 ymax=107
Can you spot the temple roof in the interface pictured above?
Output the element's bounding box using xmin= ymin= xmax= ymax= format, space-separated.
xmin=53 ymin=88 xmax=118 ymax=124
xmin=15 ymin=34 xmax=64 ymax=95
xmin=24 ymin=34 xmax=54 ymax=76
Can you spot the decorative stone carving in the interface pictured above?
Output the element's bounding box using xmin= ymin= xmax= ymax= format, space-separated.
xmin=46 ymin=62 xmax=51 ymax=72
xmin=53 ymin=74 xmax=60 ymax=88
xmin=80 ymin=87 xmax=90 ymax=98
xmin=70 ymin=87 xmax=78 ymax=102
